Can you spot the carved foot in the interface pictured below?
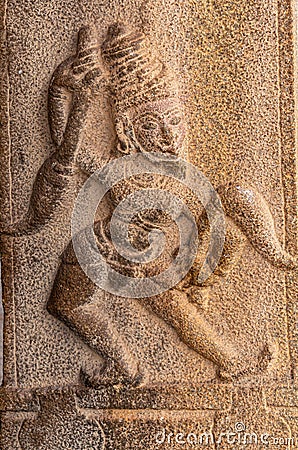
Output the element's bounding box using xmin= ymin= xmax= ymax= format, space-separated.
xmin=218 ymin=340 xmax=278 ymax=381
xmin=80 ymin=359 xmax=149 ymax=389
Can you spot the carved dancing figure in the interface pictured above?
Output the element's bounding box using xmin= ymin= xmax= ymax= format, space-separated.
xmin=7 ymin=24 xmax=297 ymax=386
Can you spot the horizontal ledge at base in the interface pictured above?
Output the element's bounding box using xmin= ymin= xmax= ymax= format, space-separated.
xmin=1 ymin=383 xmax=297 ymax=412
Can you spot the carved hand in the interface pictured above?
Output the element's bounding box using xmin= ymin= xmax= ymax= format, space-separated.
xmin=48 ymin=25 xmax=108 ymax=164
xmin=51 ymin=25 xmax=106 ymax=96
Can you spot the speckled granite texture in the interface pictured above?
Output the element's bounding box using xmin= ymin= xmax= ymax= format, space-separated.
xmin=0 ymin=1 xmax=298 ymax=449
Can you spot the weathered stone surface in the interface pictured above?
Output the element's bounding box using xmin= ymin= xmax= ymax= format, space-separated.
xmin=0 ymin=0 xmax=298 ymax=448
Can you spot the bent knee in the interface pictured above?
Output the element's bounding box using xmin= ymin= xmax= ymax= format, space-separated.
xmin=47 ymin=261 xmax=96 ymax=319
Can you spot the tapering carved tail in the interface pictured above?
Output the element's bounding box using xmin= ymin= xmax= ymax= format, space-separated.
xmin=218 ymin=183 xmax=297 ymax=270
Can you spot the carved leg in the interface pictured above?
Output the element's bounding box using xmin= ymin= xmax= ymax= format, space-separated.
xmin=50 ymin=298 xmax=144 ymax=386
xmin=187 ymin=220 xmax=247 ymax=288
xmin=143 ymin=289 xmax=276 ymax=379
xmin=47 ymin=262 xmax=143 ymax=386
xmin=143 ymin=289 xmax=239 ymax=371
xmin=68 ymin=303 xmax=146 ymax=386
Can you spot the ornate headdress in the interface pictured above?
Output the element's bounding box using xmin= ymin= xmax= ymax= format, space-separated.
xmin=101 ymin=23 xmax=179 ymax=112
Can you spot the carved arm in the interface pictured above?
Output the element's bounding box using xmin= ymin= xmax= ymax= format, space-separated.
xmin=5 ymin=26 xmax=107 ymax=233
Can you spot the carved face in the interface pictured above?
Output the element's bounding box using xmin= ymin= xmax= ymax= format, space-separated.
xmin=129 ymin=98 xmax=187 ymax=158
xmin=111 ymin=98 xmax=187 ymax=228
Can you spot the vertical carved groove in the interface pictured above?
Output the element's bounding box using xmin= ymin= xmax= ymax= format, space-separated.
xmin=0 ymin=0 xmax=17 ymax=388
xmin=278 ymin=0 xmax=298 ymax=381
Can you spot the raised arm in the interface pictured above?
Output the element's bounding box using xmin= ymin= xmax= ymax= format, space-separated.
xmin=9 ymin=26 xmax=107 ymax=234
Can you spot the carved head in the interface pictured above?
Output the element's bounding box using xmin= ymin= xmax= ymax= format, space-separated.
xmin=102 ymin=23 xmax=187 ymax=159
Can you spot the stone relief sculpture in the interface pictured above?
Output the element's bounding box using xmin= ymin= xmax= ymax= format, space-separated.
xmin=7 ymin=23 xmax=297 ymax=388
